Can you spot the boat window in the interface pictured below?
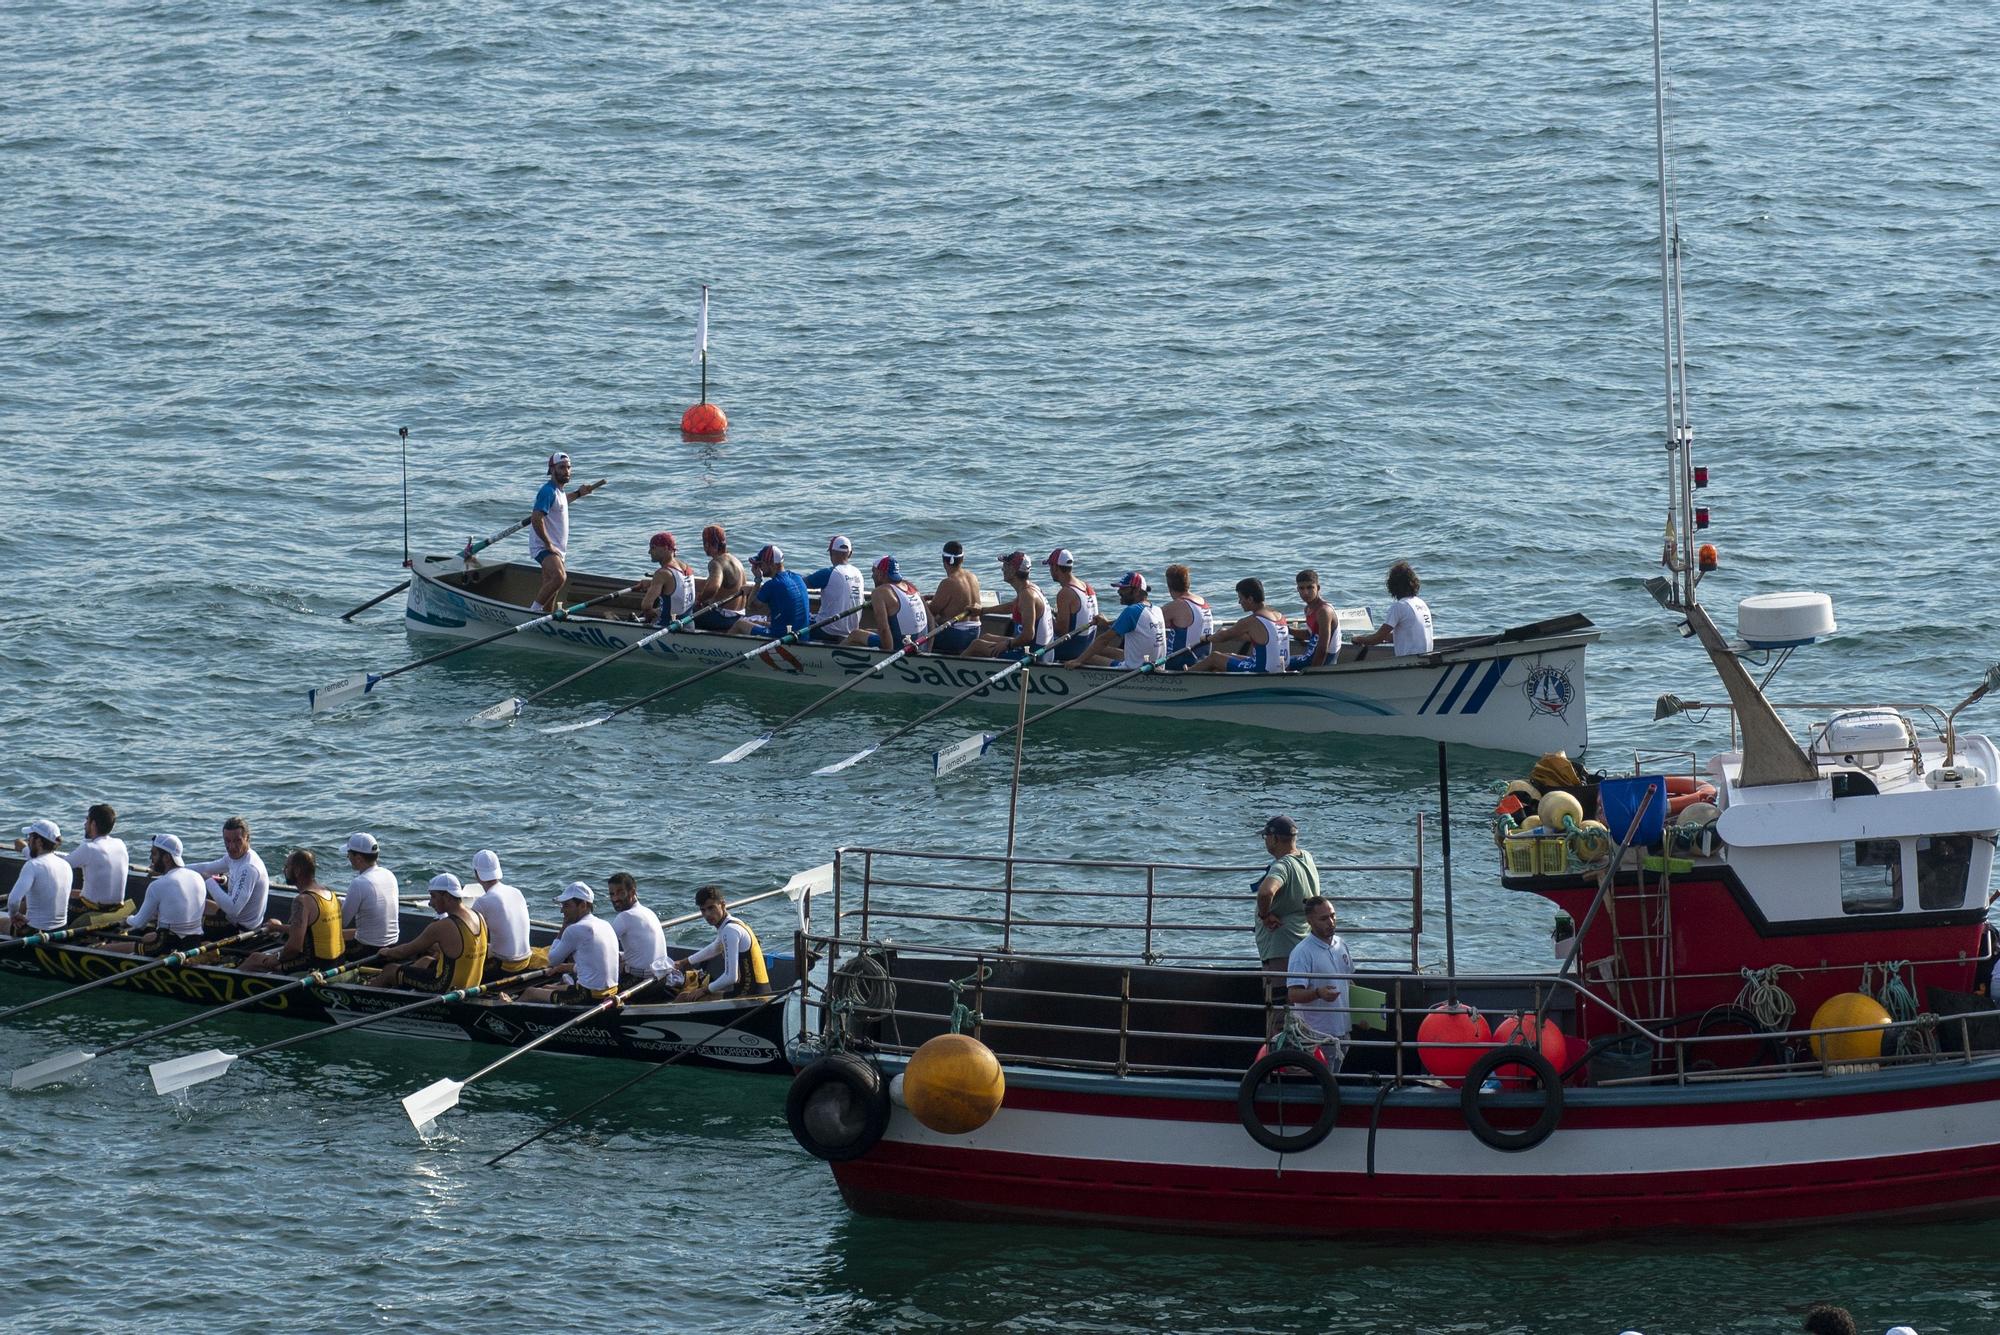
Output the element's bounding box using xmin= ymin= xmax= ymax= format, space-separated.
xmin=1839 ymin=839 xmax=1903 ymax=915
xmin=1830 ymin=771 xmax=1879 ymax=799
xmin=1916 ymin=835 xmax=1975 ymax=911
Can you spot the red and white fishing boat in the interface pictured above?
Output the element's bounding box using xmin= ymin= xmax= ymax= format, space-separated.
xmin=777 ymin=4 xmax=2000 ymax=1234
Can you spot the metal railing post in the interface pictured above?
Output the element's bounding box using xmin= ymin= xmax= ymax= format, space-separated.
xmin=860 ymin=849 xmax=873 ymax=942
xmin=1143 ymin=865 xmax=1156 ymax=964
xmin=1412 ymin=811 xmax=1425 ymax=971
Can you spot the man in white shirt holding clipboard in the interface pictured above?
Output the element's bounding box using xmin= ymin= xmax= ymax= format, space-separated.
xmin=1285 ymin=896 xmax=1354 ymax=1070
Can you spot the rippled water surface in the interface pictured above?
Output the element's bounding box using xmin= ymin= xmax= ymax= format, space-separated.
xmin=4 ymin=0 xmax=1997 ymax=1330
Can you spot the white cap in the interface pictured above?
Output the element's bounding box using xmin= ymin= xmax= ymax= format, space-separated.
xmin=151 ymin=833 xmax=184 ymax=865
xmin=1885 ymin=1327 xmax=1920 ymax=1335
xmin=472 ymin=849 xmax=502 ymax=882
xmin=345 ymin=832 xmax=379 ymax=855
xmin=21 ymin=818 xmax=60 ymax=844
xmin=829 ymin=534 xmax=852 ymax=554
xmin=428 ymin=872 xmax=480 ymax=901
xmin=548 ymin=451 xmax=571 ymax=470
xmin=555 ymin=880 xmax=594 ymax=905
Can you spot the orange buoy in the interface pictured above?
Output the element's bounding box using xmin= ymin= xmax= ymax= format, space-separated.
xmin=901 ymin=1032 xmax=1005 ymax=1135
xmin=680 ymin=402 xmax=728 ymax=439
xmin=1417 ymin=1003 xmax=1492 ymax=1086
xmin=1492 ymin=1014 xmax=1570 ymax=1085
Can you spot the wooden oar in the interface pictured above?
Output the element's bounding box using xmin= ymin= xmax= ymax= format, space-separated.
xmin=932 ymin=642 xmax=1204 ymax=778
xmin=0 ymin=926 xmax=85 ymax=955
xmin=10 ymin=943 xmax=368 ymax=1087
xmin=468 ymin=593 xmax=729 ymax=725
xmin=813 ymin=624 xmax=1095 ymax=776
xmin=542 ymin=604 xmax=859 ymax=736
xmin=486 ymin=990 xmax=788 ymax=1166
xmin=0 ymin=927 xmax=271 ymax=1023
xmin=400 ymin=975 xmax=665 ymax=1129
xmin=710 ymin=618 xmax=962 ymax=765
xmin=308 ymin=580 xmax=639 ymax=713
xmin=148 ymin=967 xmax=551 ymax=1096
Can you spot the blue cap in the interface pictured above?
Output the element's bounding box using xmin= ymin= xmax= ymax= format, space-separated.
xmin=873 ymin=555 xmax=901 ymax=582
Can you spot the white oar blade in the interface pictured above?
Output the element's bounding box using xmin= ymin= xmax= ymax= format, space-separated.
xmin=813 ymin=745 xmax=878 ymax=777
xmin=402 ymin=1077 xmax=465 ymax=1130
xmin=149 ymin=1049 xmax=238 ymax=1096
xmin=541 ymin=715 xmax=608 ymax=736
xmin=933 ymin=732 xmax=993 ymax=779
xmin=11 ymin=1049 xmax=96 ymax=1091
xmin=307 ymin=673 xmax=370 ymax=714
xmin=780 ymin=862 xmax=836 ymax=902
xmin=711 ymin=732 xmax=773 ymax=765
xmin=469 ymin=697 xmax=526 ymax=726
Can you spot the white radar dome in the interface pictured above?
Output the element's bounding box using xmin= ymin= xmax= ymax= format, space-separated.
xmin=1738 ymin=592 xmax=1836 ymax=649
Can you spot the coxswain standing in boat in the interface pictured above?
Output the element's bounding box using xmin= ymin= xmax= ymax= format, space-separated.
xmin=109 ymin=834 xmax=206 ymax=955
xmin=470 ymin=849 xmax=542 ymax=981
xmin=1251 ymin=814 xmax=1319 ymax=1033
xmin=370 ymin=874 xmax=488 ymax=990
xmin=849 ymin=556 xmax=930 ymax=651
xmin=340 ymin=832 xmax=399 ymax=962
xmin=676 ymin=885 xmax=771 ymax=1002
xmin=927 ymin=541 xmax=984 ymax=655
xmin=242 ymin=849 xmax=345 ymax=975
xmin=967 ymin=551 xmax=1054 ymax=660
xmin=1285 ymin=895 xmax=1354 ymax=1067
xmin=1190 ymin=578 xmax=1290 ymax=674
xmin=1349 ymin=560 xmax=1433 ymax=657
xmin=1069 ymin=570 xmax=1165 ymax=669
xmin=738 ymin=544 xmax=809 ymax=638
xmin=1161 ymin=565 xmax=1214 ymax=670
xmin=608 ymin=872 xmax=681 ymax=988
xmin=802 ymin=535 xmax=865 ymax=644
xmin=6 ymin=819 xmax=70 ymax=939
xmin=1046 ymin=548 xmax=1099 ymax=664
xmin=693 ymin=524 xmax=748 ymax=632
xmin=527 ymin=452 xmax=602 ymax=613
xmin=635 ymin=532 xmax=697 ymax=626
xmin=1289 ymin=569 xmax=1340 ymax=671
xmin=189 ymin=815 xmax=271 ymax=938
xmin=525 ymin=882 xmax=621 ymax=1004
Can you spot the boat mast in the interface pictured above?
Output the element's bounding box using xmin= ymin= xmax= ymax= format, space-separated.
xmin=1651 ymin=0 xmax=1697 ymax=612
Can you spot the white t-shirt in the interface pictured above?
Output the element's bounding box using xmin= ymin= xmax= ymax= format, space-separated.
xmin=613 ymin=903 xmax=676 ymax=980
xmin=817 ymin=563 xmax=865 ymax=637
xmin=472 ymin=882 xmax=531 ymax=963
xmin=1286 ymin=932 xmax=1355 ymax=1041
xmin=344 ymin=865 xmax=400 ymax=947
xmin=8 ymin=853 xmax=72 ymax=931
xmin=547 ymin=915 xmax=619 ymax=992
xmin=127 ymin=868 xmax=206 ymax=937
xmin=530 ymin=480 xmax=569 ymax=558
xmin=1383 ymin=596 xmax=1434 ymax=655
xmin=67 ymin=835 xmax=131 ymax=907
xmin=190 ymin=848 xmax=271 ymax=930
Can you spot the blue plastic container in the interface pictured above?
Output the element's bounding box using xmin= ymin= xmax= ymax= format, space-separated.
xmin=1598 ymin=775 xmax=1668 ymax=846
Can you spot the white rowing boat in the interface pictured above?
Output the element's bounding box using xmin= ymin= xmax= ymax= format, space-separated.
xmin=403 ymin=554 xmax=1595 ymax=754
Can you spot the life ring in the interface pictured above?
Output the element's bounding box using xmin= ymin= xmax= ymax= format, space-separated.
xmin=786 ymin=1052 xmax=892 ymax=1162
xmin=1236 ymin=1049 xmax=1340 ymax=1154
xmin=1459 ymin=1046 xmax=1563 ymax=1152
xmin=1663 ymin=775 xmax=1704 ymax=795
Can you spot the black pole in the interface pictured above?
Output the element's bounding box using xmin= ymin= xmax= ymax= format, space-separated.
xmin=700 ymin=350 xmax=707 ymax=405
xmin=399 ymin=426 xmax=410 ymax=568
xmin=1438 ymin=741 xmax=1457 ymax=1003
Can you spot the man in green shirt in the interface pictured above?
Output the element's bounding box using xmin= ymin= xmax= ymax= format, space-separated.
xmin=1253 ymin=814 xmax=1320 ymax=1031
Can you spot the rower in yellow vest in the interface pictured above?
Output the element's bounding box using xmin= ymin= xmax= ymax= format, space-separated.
xmin=242 ymin=849 xmax=347 ymax=974
xmin=370 ymin=874 xmax=488 ymax=990
xmin=677 ymin=885 xmax=770 ymax=1002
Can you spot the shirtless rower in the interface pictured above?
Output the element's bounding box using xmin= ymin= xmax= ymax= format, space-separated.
xmin=528 ymin=452 xmax=603 ymax=613
xmin=928 ymin=541 xmax=985 ymax=655
xmin=1046 ymin=549 xmax=1099 ymax=664
xmin=6 ymin=819 xmax=69 ymax=939
xmin=676 ymin=886 xmax=771 ymax=1002
xmin=692 ymin=524 xmax=748 ymax=632
xmin=1162 ymin=564 xmax=1215 ymax=670
xmin=1290 ymin=568 xmax=1340 ymax=670
xmin=340 ymin=832 xmax=400 ymax=962
xmin=108 ymin=835 xmax=207 ymax=955
xmin=848 ymin=556 xmax=931 ymax=651
xmin=635 ymin=532 xmax=697 ymax=626
xmin=1070 ymin=570 xmax=1166 ymax=669
xmin=371 ymin=874 xmax=488 ymax=990
xmin=242 ymin=849 xmax=345 ymax=974
xmin=737 ymin=544 xmax=809 ymax=638
xmin=524 ymin=882 xmax=621 ymax=1004
xmin=470 ymin=849 xmax=541 ymax=981
xmin=803 ymin=535 xmax=865 ymax=644
xmin=1190 ymin=578 xmax=1291 ymax=674
xmin=967 ymin=551 xmax=1054 ymax=659
xmin=190 ymin=815 xmax=271 ymax=937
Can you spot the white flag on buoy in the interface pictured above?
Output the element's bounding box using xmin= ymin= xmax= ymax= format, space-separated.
xmin=696 ymin=284 xmax=709 ymax=360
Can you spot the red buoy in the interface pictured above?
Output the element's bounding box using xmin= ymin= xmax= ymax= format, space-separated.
xmin=1417 ymin=1003 xmax=1492 ymax=1086
xmin=680 ymin=402 xmax=728 ymax=440
xmin=1492 ymin=1014 xmax=1570 ymax=1085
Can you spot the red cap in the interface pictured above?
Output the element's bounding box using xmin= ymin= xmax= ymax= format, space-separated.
xmin=702 ymin=523 xmax=726 ymax=550
xmin=1048 ymin=547 xmax=1075 ymax=569
xmin=649 ymin=531 xmax=676 ymax=551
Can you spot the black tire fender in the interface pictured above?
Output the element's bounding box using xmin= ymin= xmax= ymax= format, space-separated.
xmin=1236 ymin=1049 xmax=1340 ymax=1154
xmin=1460 ymin=1045 xmax=1563 ymax=1153
xmin=786 ymin=1053 xmax=891 ymax=1162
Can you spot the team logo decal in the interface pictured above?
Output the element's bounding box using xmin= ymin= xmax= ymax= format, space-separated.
xmin=1524 ymin=665 xmax=1574 ymax=717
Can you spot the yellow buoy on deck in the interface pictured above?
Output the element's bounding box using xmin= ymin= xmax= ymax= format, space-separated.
xmin=902 ymin=1033 xmax=1005 ymax=1135
xmin=1570 ymin=819 xmax=1613 ymax=862
xmin=1809 ymin=992 xmax=1893 ymax=1063
xmin=1538 ymin=790 xmax=1585 ymax=832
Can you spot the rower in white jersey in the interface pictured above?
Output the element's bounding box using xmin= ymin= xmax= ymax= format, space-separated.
xmin=6 ymin=818 xmax=70 ymax=937
xmin=1046 ymin=548 xmax=1100 ymax=664
xmin=803 ymin=535 xmax=865 ymax=643
xmin=525 ymin=882 xmax=623 ymax=1003
xmin=1162 ymin=564 xmax=1215 ymax=670
xmin=109 ymin=834 xmax=208 ymax=955
xmin=968 ymin=551 xmax=1055 ymax=660
xmin=1350 ymin=560 xmax=1435 ymax=657
xmin=635 ymin=531 xmax=698 ymax=626
xmin=1071 ymin=570 xmax=1167 ymax=669
xmin=849 ymin=555 xmax=930 ymax=651
xmin=65 ymin=803 xmax=134 ymax=924
xmin=607 ymin=872 xmax=680 ymax=987
xmin=1191 ymin=577 xmax=1292 ymax=674
xmin=1289 ymin=568 xmax=1341 ymax=670
xmin=189 ymin=814 xmax=271 ymax=935
xmin=676 ymin=885 xmax=772 ymax=1001
xmin=340 ymin=831 xmax=400 ymax=962
xmin=469 ymin=848 xmax=542 ymax=980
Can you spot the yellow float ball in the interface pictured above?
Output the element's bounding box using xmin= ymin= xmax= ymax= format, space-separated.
xmin=1677 ymin=801 xmax=1720 ymax=828
xmin=902 ymin=1033 xmax=1005 ymax=1135
xmin=1505 ymin=779 xmax=1543 ymax=805
xmin=1571 ymin=819 xmax=1613 ymax=862
xmin=1809 ymin=992 xmax=1893 ymax=1064
xmin=1538 ymin=791 xmax=1585 ymax=832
